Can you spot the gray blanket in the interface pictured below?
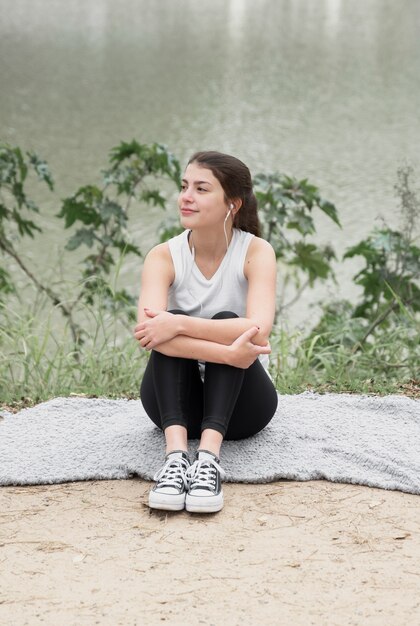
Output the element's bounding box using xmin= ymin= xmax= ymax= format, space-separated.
xmin=0 ymin=393 xmax=419 ymax=494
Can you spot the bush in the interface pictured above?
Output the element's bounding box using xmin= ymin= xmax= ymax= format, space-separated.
xmin=0 ymin=141 xmax=418 ymax=403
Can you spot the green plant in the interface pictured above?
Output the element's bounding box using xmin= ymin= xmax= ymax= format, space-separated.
xmin=343 ymin=165 xmax=420 ymax=346
xmin=253 ymin=172 xmax=341 ymax=316
xmin=0 ymin=285 xmax=148 ymax=404
xmin=0 ymin=143 xmax=54 ymax=298
xmin=1 ymin=142 xmax=418 ymax=403
xmin=0 ymin=140 xmax=181 ymax=347
xmin=305 ymin=165 xmax=420 ymax=378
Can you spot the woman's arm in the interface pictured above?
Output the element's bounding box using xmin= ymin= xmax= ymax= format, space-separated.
xmin=134 ymin=239 xmax=273 ymax=367
xmin=149 ymin=327 xmax=271 ymax=369
xmin=136 ymin=237 xmax=277 ymax=348
xmin=136 ymin=242 xmax=174 ymax=322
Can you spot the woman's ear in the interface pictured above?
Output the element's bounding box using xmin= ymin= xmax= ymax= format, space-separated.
xmin=230 ymin=199 xmax=242 ymax=215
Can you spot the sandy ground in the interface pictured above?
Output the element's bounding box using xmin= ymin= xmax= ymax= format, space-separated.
xmin=0 ymin=478 xmax=419 ymax=626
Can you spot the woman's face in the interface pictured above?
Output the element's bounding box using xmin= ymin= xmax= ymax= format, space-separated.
xmin=178 ymin=162 xmax=230 ymax=231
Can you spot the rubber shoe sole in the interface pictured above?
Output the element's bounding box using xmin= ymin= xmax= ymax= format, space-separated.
xmin=185 ymin=491 xmax=223 ymax=513
xmin=149 ymin=491 xmax=185 ymax=511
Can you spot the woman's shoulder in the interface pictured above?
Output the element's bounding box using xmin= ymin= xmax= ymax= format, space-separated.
xmin=145 ymin=241 xmax=170 ymax=261
xmin=243 ymin=235 xmax=276 ymax=278
xmin=246 ymin=234 xmax=275 ymax=256
xmin=142 ymin=242 xmax=175 ymax=284
xmin=143 ymin=242 xmax=173 ymax=274
xmin=146 ymin=230 xmax=188 ymax=261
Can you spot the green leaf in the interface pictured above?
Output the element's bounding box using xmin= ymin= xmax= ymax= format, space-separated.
xmin=113 ymin=240 xmax=142 ymax=257
xmin=13 ymin=146 xmax=28 ymax=184
xmin=0 ymin=266 xmax=15 ymax=295
xmin=100 ymin=200 xmax=126 ymax=223
xmin=319 ymin=200 xmax=341 ymax=227
xmin=372 ymin=230 xmax=396 ymax=252
xmin=344 ymin=239 xmax=378 ymax=262
xmin=83 ymin=251 xmax=115 ymax=275
xmin=107 ymin=141 xmax=181 ymax=187
xmin=291 ymin=242 xmax=333 ymax=284
xmin=140 ymin=189 xmax=166 ymax=208
xmin=286 ymin=209 xmax=315 ymax=235
xmin=109 ymin=139 xmax=144 ymax=164
xmin=11 ymin=209 xmax=42 ymax=237
xmin=58 ymin=190 xmax=101 ymax=228
xmin=12 ymin=181 xmax=26 ymax=208
xmin=27 ymin=151 xmax=54 ymax=191
xmin=65 ymin=228 xmax=96 ymax=251
xmin=0 ymin=203 xmax=10 ymax=221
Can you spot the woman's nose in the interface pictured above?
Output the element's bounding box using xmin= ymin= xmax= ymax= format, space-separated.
xmin=180 ymin=187 xmax=193 ymax=202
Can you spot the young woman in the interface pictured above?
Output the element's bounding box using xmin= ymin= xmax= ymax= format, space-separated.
xmin=133 ymin=151 xmax=278 ymax=514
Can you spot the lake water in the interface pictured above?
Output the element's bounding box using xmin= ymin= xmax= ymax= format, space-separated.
xmin=1 ymin=0 xmax=419 ymax=326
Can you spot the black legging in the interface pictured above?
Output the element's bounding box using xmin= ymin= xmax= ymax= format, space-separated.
xmin=140 ymin=310 xmax=278 ymax=440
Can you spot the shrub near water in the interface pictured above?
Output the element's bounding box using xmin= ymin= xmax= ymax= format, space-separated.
xmin=0 ymin=142 xmax=419 ymax=405
xmin=1 ymin=296 xmax=417 ymax=406
xmin=269 ymin=316 xmax=419 ymax=396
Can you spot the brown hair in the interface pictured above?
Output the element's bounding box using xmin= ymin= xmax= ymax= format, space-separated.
xmin=187 ymin=151 xmax=261 ymax=237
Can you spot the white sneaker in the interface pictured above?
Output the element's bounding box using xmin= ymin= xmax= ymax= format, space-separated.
xmin=149 ymin=450 xmax=190 ymax=511
xmin=185 ymin=449 xmax=226 ymax=513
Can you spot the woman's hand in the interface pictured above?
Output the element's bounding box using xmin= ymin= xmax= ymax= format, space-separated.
xmin=227 ymin=327 xmax=271 ymax=369
xmin=133 ymin=309 xmax=179 ymax=350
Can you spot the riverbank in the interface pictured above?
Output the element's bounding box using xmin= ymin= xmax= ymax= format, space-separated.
xmin=1 ymin=478 xmax=419 ymax=625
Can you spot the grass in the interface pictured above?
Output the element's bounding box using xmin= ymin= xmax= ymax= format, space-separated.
xmin=0 ymin=294 xmax=148 ymax=410
xmin=0 ymin=294 xmax=419 ymax=414
xmin=269 ymin=323 xmax=419 ymax=397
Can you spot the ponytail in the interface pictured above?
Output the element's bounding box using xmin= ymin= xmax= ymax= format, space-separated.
xmin=233 ymin=190 xmax=260 ymax=237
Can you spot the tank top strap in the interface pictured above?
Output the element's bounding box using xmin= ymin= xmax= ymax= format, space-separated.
xmin=167 ymin=229 xmax=191 ymax=290
xmin=230 ymin=229 xmax=254 ymax=279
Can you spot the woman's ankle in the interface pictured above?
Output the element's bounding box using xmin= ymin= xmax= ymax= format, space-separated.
xmin=164 ymin=424 xmax=188 ymax=455
xmin=198 ymin=428 xmax=224 ymax=458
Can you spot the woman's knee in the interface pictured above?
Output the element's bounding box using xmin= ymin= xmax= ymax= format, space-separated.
xmin=169 ymin=309 xmax=237 ymax=319
xmin=211 ymin=310 xmax=239 ymax=320
xmin=168 ymin=309 xmax=189 ymax=316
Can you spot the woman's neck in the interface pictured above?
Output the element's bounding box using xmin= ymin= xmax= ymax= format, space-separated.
xmin=189 ymin=227 xmax=234 ymax=261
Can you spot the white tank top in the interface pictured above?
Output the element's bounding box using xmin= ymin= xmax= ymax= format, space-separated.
xmin=168 ymin=228 xmax=252 ymax=318
xmin=167 ymin=228 xmax=270 ymax=373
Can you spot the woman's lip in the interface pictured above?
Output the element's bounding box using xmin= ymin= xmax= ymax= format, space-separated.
xmin=180 ymin=208 xmax=197 ymax=214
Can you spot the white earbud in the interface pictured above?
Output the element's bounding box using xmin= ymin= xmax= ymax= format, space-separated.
xmin=224 ymin=203 xmax=234 ymax=222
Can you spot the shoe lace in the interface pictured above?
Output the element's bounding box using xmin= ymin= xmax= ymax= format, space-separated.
xmin=186 ymin=458 xmax=226 ymax=489
xmin=154 ymin=457 xmax=190 ymax=490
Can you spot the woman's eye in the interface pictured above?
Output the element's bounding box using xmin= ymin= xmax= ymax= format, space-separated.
xmin=198 ymin=187 xmax=207 ymax=192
